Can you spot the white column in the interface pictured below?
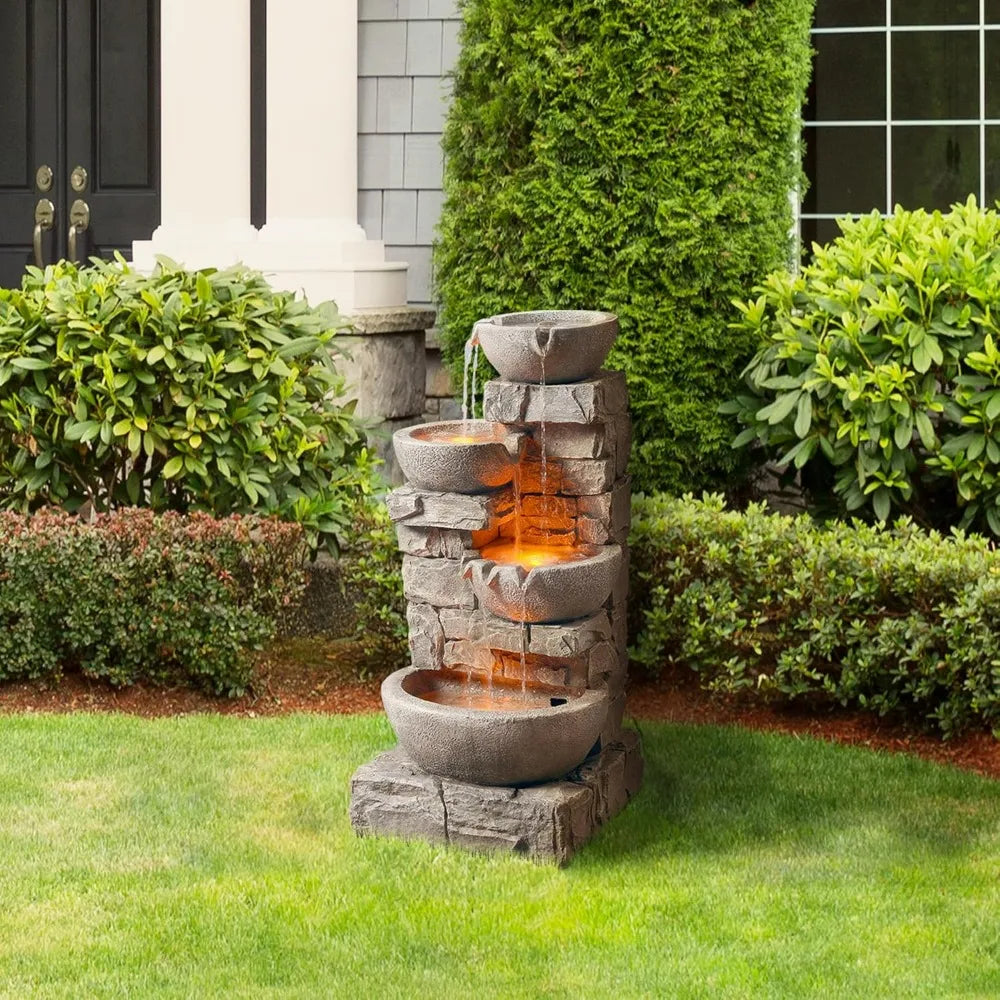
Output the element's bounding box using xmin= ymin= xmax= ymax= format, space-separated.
xmin=132 ymin=0 xmax=257 ymax=269
xmin=249 ymin=0 xmax=407 ymax=312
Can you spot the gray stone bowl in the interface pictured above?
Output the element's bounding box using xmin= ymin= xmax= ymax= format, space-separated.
xmin=393 ymin=420 xmax=520 ymax=494
xmin=463 ymin=543 xmax=622 ymax=623
xmin=472 ymin=310 xmax=618 ymax=384
xmin=381 ymin=666 xmax=608 ymax=786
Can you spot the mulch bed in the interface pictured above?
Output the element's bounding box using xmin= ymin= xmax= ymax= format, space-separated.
xmin=1 ymin=637 xmax=998 ymax=781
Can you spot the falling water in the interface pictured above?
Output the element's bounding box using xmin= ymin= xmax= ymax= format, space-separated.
xmin=538 ymin=351 xmax=548 ymax=540
xmin=461 ymin=332 xmax=480 ymax=422
xmin=519 ymin=587 xmax=529 ymax=695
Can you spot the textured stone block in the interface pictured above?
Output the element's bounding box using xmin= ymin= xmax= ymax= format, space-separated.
xmin=338 ymin=331 xmax=425 ymax=420
xmin=444 ymin=780 xmax=592 ymax=861
xmin=611 ymin=603 xmax=628 ymax=662
xmin=517 ymin=459 xmax=561 ymax=495
xmin=396 ymin=524 xmax=496 ymax=558
xmin=402 ymin=555 xmax=475 ymax=608
xmin=438 ymin=607 xmax=525 ymax=650
xmin=525 ymin=423 xmax=606 ymax=460
xmin=558 ymin=457 xmax=615 ymax=496
xmin=387 ymin=485 xmax=514 ymax=530
xmin=600 ymin=692 xmax=627 ymax=744
xmin=350 ymin=751 xmax=447 ymax=843
xmin=529 ymin=611 xmax=612 ymax=659
xmin=586 ymin=641 xmax=622 ymax=690
xmin=613 ymin=415 xmax=633 ymax=476
xmin=576 ymin=478 xmax=630 ymax=544
xmin=407 ymin=603 xmax=444 ymax=668
xmin=443 ymin=639 xmax=496 ymax=673
xmin=483 ymin=371 xmax=628 ymax=425
xmin=350 ymin=733 xmax=643 ymax=865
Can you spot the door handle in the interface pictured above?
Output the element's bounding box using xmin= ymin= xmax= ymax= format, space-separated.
xmin=33 ymin=199 xmax=55 ymax=267
xmin=67 ymin=199 xmax=90 ymax=263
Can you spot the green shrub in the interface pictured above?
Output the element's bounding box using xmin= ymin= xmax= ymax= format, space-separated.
xmin=727 ymin=198 xmax=1000 ymax=534
xmin=630 ymin=492 xmax=1000 ymax=735
xmin=338 ymin=496 xmax=407 ymax=673
xmin=0 ymin=257 xmax=374 ymax=551
xmin=0 ymin=508 xmax=305 ymax=695
xmin=435 ymin=0 xmax=814 ymax=494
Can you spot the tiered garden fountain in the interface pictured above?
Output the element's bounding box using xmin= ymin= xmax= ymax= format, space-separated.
xmin=350 ymin=311 xmax=643 ymax=865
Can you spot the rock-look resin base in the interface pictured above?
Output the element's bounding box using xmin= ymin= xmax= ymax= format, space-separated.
xmin=351 ymin=318 xmax=642 ymax=864
xmin=351 ymin=729 xmax=643 ymax=866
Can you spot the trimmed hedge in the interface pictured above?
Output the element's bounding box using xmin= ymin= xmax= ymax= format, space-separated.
xmin=630 ymin=494 xmax=1000 ymax=735
xmin=0 ymin=258 xmax=373 ymax=553
xmin=727 ymin=199 xmax=1000 ymax=536
xmin=0 ymin=508 xmax=305 ymax=695
xmin=435 ymin=0 xmax=814 ymax=494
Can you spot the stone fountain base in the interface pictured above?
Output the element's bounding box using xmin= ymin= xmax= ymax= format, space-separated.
xmin=350 ymin=728 xmax=643 ymax=866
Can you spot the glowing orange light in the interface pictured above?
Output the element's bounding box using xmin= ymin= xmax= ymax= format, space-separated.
xmin=414 ymin=427 xmax=500 ymax=445
xmin=479 ymin=539 xmax=590 ymax=569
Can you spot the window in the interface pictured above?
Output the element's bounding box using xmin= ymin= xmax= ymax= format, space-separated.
xmin=800 ymin=0 xmax=1000 ymax=246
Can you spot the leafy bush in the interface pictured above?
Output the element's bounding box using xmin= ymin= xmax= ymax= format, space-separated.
xmin=0 ymin=508 xmax=305 ymax=694
xmin=338 ymin=496 xmax=407 ymax=672
xmin=435 ymin=0 xmax=814 ymax=494
xmin=0 ymin=257 xmax=374 ymax=551
xmin=630 ymin=493 xmax=1000 ymax=735
xmin=727 ymin=198 xmax=1000 ymax=534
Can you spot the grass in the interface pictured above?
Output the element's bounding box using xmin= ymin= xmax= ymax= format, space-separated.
xmin=0 ymin=714 xmax=998 ymax=999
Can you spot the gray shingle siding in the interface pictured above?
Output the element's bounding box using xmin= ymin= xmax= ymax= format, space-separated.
xmin=358 ymin=3 xmax=460 ymax=308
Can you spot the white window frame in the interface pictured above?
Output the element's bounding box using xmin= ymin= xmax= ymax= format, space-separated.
xmin=799 ymin=0 xmax=996 ymax=240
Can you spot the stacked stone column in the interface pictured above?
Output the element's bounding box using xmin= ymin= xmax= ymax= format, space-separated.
xmin=351 ymin=368 xmax=642 ymax=864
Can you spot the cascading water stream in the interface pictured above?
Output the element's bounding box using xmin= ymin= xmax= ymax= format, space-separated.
xmin=461 ymin=331 xmax=480 ymax=423
xmin=538 ymin=349 xmax=548 ymax=542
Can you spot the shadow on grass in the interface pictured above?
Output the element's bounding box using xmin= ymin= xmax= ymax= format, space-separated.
xmin=585 ymin=722 xmax=1000 ymax=865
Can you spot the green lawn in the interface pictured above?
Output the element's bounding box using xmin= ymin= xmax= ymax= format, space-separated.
xmin=0 ymin=713 xmax=998 ymax=999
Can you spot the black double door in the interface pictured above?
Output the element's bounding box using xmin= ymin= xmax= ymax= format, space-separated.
xmin=0 ymin=1 xmax=160 ymax=288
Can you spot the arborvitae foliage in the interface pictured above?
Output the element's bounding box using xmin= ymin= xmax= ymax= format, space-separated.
xmin=435 ymin=0 xmax=814 ymax=494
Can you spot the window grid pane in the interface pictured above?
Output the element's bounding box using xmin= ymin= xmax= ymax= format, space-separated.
xmin=804 ymin=5 xmax=991 ymax=249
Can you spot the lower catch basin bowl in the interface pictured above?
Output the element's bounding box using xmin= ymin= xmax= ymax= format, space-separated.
xmin=464 ymin=541 xmax=623 ymax=623
xmin=473 ymin=310 xmax=618 ymax=384
xmin=393 ymin=420 xmax=518 ymax=494
xmin=381 ymin=667 xmax=608 ymax=786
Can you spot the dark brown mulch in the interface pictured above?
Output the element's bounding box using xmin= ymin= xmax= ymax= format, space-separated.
xmin=627 ymin=663 xmax=1000 ymax=782
xmin=1 ymin=638 xmax=997 ymax=781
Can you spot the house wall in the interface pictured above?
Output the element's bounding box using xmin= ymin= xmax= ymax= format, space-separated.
xmin=358 ymin=0 xmax=462 ymax=420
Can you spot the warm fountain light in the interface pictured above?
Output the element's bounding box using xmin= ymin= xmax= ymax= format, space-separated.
xmin=411 ymin=424 xmax=504 ymax=446
xmin=479 ymin=538 xmax=592 ymax=569
xmin=413 ymin=667 xmax=576 ymax=712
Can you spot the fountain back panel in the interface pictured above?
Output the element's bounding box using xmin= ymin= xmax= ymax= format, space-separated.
xmin=351 ymin=314 xmax=642 ymax=864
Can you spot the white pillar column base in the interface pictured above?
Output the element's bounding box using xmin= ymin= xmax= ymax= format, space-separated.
xmin=132 ymin=223 xmax=260 ymax=272
xmin=250 ymin=259 xmax=409 ymax=314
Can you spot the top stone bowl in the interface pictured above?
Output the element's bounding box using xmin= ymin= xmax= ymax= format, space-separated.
xmin=473 ymin=310 xmax=618 ymax=384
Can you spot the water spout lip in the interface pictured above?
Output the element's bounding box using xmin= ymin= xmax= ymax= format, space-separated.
xmin=530 ymin=322 xmax=555 ymax=358
xmin=502 ymin=429 xmax=526 ymax=460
